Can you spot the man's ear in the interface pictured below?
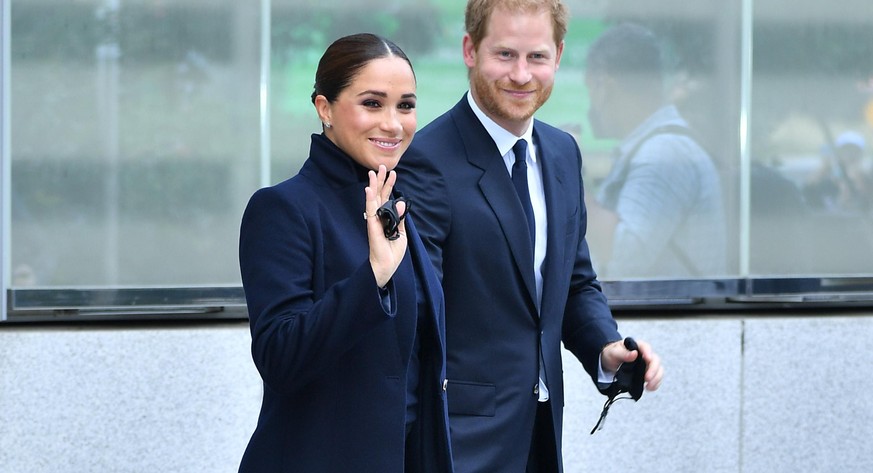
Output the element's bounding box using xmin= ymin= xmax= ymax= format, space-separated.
xmin=462 ymin=34 xmax=477 ymax=69
xmin=555 ymin=40 xmax=565 ymax=69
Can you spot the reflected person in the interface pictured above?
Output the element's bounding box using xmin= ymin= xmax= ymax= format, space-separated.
xmin=398 ymin=2 xmax=664 ymax=472
xmin=238 ymin=33 xmax=453 ymax=473
xmin=803 ymin=130 xmax=873 ymax=214
xmin=584 ymin=23 xmax=727 ymax=279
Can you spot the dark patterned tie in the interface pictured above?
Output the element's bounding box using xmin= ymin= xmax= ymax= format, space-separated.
xmin=512 ymin=139 xmax=535 ymax=247
xmin=513 ymin=140 xmax=547 ymax=399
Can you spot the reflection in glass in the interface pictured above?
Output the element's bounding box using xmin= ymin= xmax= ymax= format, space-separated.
xmin=10 ymin=1 xmax=261 ymax=286
xmin=573 ymin=1 xmax=742 ymax=280
xmin=749 ymin=0 xmax=873 ymax=276
xmin=582 ymin=23 xmax=727 ymax=280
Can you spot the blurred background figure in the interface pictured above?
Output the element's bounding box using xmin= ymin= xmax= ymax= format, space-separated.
xmin=803 ymin=130 xmax=873 ymax=214
xmin=583 ymin=23 xmax=726 ymax=279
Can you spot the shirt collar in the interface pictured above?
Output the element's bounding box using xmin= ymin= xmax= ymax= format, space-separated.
xmin=466 ymin=92 xmax=536 ymax=162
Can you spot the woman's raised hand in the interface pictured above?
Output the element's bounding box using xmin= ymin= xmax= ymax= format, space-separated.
xmin=365 ymin=165 xmax=408 ymax=288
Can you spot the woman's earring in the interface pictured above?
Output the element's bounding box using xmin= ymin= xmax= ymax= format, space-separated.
xmin=324 ymin=122 xmax=332 ymax=129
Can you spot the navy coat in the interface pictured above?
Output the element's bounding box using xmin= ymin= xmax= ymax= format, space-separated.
xmin=397 ymin=96 xmax=621 ymax=472
xmin=238 ymin=134 xmax=453 ymax=473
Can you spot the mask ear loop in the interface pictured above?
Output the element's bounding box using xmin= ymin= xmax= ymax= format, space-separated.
xmin=590 ymin=393 xmax=633 ymax=434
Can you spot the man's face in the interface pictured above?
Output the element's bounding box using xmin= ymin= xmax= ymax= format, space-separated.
xmin=584 ymin=69 xmax=613 ymax=140
xmin=463 ymin=7 xmax=563 ymax=136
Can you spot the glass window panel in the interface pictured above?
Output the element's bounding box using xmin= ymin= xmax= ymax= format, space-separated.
xmin=269 ymin=0 xmax=744 ymax=284
xmin=568 ymin=1 xmax=742 ymax=281
xmin=4 ymin=0 xmax=873 ymax=318
xmin=268 ymin=0 xmax=467 ymax=183
xmin=9 ymin=0 xmax=262 ymax=287
xmin=749 ymin=0 xmax=873 ymax=277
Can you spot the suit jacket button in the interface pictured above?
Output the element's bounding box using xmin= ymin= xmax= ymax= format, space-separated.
xmin=442 ymin=379 xmax=448 ymax=392
xmin=534 ymin=384 xmax=539 ymax=395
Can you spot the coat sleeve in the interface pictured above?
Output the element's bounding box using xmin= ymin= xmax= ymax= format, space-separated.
xmin=396 ymin=144 xmax=452 ymax=282
xmin=560 ymin=143 xmax=622 ymax=383
xmin=239 ymin=185 xmax=395 ymax=394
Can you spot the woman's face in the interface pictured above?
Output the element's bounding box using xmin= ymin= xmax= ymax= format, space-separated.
xmin=316 ymin=56 xmax=417 ymax=171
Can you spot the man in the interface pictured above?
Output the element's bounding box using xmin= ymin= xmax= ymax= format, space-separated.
xmin=398 ymin=2 xmax=664 ymax=471
xmin=804 ymin=130 xmax=871 ymax=213
xmin=583 ymin=23 xmax=727 ymax=279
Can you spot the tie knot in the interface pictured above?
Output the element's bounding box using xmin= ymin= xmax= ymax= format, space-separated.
xmin=513 ymin=139 xmax=528 ymax=166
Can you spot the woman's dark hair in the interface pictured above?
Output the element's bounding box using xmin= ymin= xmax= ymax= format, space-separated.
xmin=311 ymin=33 xmax=415 ymax=104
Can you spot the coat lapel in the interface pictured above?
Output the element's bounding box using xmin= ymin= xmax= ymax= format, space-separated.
xmin=450 ymin=100 xmax=538 ymax=308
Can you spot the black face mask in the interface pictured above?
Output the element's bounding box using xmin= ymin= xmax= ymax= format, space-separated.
xmin=377 ymin=197 xmax=410 ymax=241
xmin=590 ymin=337 xmax=647 ymax=435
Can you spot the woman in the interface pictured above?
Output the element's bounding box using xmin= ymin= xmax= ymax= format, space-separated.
xmin=238 ymin=34 xmax=453 ymax=472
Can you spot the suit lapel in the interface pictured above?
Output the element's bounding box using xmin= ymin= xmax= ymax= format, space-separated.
xmin=534 ymin=125 xmax=569 ymax=318
xmin=451 ymin=100 xmax=538 ymax=308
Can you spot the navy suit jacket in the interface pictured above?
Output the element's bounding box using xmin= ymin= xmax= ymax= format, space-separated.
xmin=238 ymin=134 xmax=453 ymax=473
xmin=397 ymin=96 xmax=621 ymax=472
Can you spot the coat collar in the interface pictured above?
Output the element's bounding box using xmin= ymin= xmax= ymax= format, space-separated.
xmin=302 ymin=133 xmax=371 ymax=187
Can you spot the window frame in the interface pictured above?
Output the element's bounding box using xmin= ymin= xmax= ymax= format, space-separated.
xmin=5 ymin=287 xmax=247 ymax=323
xmin=2 ymin=0 xmax=10 ymax=322
xmin=5 ymin=276 xmax=873 ymax=323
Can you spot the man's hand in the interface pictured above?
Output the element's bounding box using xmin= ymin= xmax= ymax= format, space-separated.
xmin=601 ymin=338 xmax=664 ymax=392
